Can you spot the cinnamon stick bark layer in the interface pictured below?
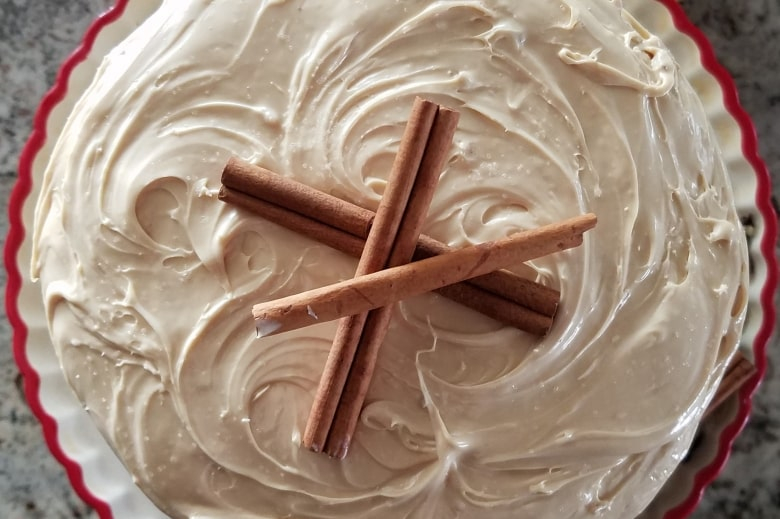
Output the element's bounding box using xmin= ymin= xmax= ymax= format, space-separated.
xmin=324 ymin=106 xmax=460 ymax=458
xmin=221 ymin=156 xmax=375 ymax=238
xmin=414 ymin=235 xmax=559 ymax=317
xmin=220 ymin=159 xmax=560 ymax=322
xmin=431 ymin=283 xmax=553 ymax=335
xmin=303 ymin=97 xmax=439 ymax=452
xmin=252 ymin=213 xmax=597 ymax=337
xmin=219 ymin=186 xmax=367 ymax=257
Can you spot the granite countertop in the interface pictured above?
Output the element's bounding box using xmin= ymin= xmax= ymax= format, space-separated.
xmin=1 ymin=1 xmax=778 ymax=518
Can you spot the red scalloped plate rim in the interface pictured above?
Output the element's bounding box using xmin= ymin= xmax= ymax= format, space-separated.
xmin=653 ymin=0 xmax=778 ymax=517
xmin=3 ymin=1 xmax=776 ymax=518
xmin=3 ymin=1 xmax=130 ymax=518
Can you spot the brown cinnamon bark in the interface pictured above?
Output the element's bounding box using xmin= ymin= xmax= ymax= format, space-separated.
xmin=252 ymin=214 xmax=597 ymax=336
xmin=221 ymin=159 xmax=560 ymax=319
xmin=222 ymin=156 xmax=374 ymax=238
xmin=302 ymin=97 xmax=439 ymax=452
xmin=434 ymin=283 xmax=553 ymax=335
xmin=219 ymin=185 xmax=556 ymax=332
xmin=324 ymin=107 xmax=460 ymax=458
xmin=219 ymin=186 xmax=366 ymax=257
xmin=415 ymin=235 xmax=560 ymax=317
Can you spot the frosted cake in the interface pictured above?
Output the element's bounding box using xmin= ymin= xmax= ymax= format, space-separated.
xmin=31 ymin=0 xmax=748 ymax=517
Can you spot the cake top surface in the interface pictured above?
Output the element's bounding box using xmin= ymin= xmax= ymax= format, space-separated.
xmin=32 ymin=0 xmax=747 ymax=517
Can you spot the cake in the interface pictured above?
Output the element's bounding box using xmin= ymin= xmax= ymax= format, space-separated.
xmin=30 ymin=0 xmax=749 ymax=517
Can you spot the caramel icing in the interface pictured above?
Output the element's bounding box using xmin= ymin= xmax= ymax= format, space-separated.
xmin=32 ymin=0 xmax=748 ymax=517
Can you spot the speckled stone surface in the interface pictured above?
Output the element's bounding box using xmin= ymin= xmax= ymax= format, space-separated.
xmin=1 ymin=1 xmax=778 ymax=518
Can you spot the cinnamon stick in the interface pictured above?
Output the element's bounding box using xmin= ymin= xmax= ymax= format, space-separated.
xmin=252 ymin=213 xmax=597 ymax=337
xmin=433 ymin=283 xmax=553 ymax=335
xmin=324 ymin=107 xmax=460 ymax=458
xmin=415 ymin=235 xmax=560 ymax=317
xmin=219 ymin=186 xmax=366 ymax=257
xmin=704 ymin=350 xmax=757 ymax=418
xmin=221 ymin=159 xmax=561 ymax=319
xmin=302 ymin=97 xmax=439 ymax=452
xmin=221 ymin=156 xmax=374 ymax=238
xmin=219 ymin=185 xmax=554 ymax=333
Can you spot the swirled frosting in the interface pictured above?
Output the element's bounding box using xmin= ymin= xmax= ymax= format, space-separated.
xmin=32 ymin=0 xmax=748 ymax=517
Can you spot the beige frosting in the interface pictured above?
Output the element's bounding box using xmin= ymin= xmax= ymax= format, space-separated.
xmin=32 ymin=0 xmax=748 ymax=517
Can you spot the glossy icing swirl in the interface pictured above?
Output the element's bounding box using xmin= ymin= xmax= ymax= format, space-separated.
xmin=32 ymin=0 xmax=748 ymax=517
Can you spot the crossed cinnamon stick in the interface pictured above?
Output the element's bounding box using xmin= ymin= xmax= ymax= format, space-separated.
xmin=220 ymin=161 xmax=560 ymax=332
xmin=220 ymin=97 xmax=597 ymax=458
